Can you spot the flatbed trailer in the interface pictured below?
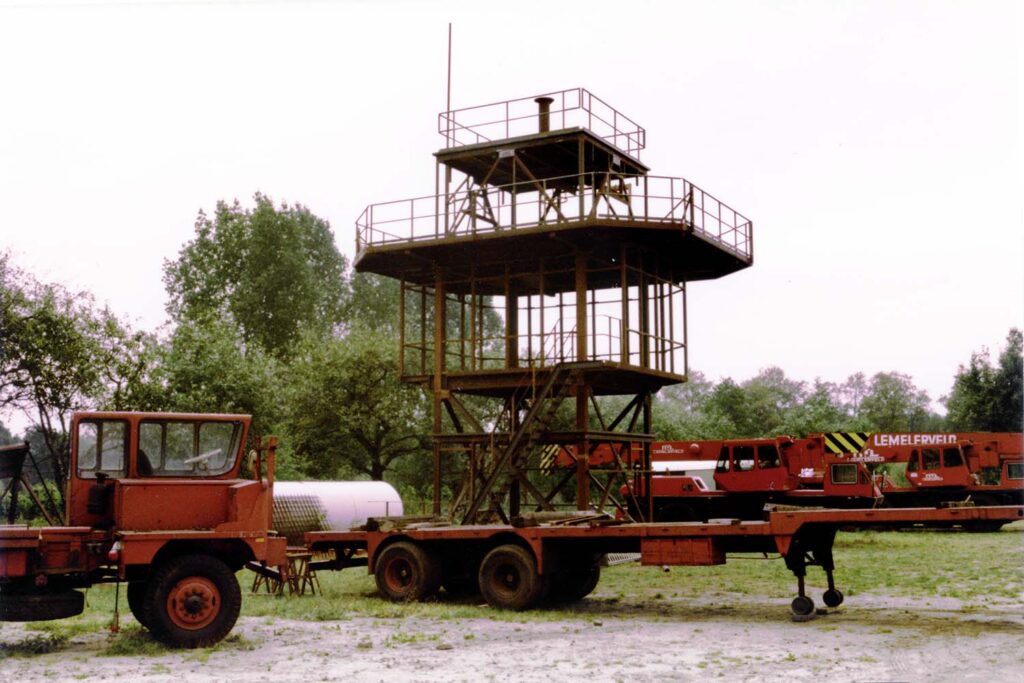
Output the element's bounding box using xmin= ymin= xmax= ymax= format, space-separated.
xmin=305 ymin=504 xmax=1024 ymax=616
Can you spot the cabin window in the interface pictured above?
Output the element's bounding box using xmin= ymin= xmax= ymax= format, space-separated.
xmin=921 ymin=448 xmax=941 ymax=470
xmin=831 ymin=463 xmax=858 ymax=485
xmin=733 ymin=445 xmax=755 ymax=472
xmin=1008 ymin=463 xmax=1024 ymax=480
xmin=137 ymin=421 xmax=241 ymax=477
xmin=942 ymin=448 xmax=963 ymax=468
xmin=76 ymin=420 xmax=127 ymax=479
xmin=758 ymin=445 xmax=781 ymax=469
xmin=907 ymin=450 xmax=919 ymax=473
xmin=716 ymin=446 xmax=730 ymax=473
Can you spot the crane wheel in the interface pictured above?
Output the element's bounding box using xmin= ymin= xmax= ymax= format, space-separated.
xmin=549 ymin=564 xmax=601 ymax=603
xmin=823 ymin=588 xmax=844 ymax=608
xmin=143 ymin=554 xmax=241 ymax=648
xmin=374 ymin=542 xmax=441 ymax=602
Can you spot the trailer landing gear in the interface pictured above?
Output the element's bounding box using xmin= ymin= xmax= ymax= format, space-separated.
xmin=785 ymin=527 xmax=844 ymax=619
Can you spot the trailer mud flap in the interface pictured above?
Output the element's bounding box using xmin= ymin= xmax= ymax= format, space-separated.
xmin=640 ymin=537 xmax=725 ymax=566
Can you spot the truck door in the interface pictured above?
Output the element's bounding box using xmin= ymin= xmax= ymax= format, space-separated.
xmin=715 ymin=443 xmax=791 ymax=492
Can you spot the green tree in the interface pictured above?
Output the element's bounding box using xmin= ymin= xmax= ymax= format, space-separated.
xmin=284 ymin=329 xmax=428 ymax=481
xmin=158 ymin=318 xmax=281 ymax=440
xmin=0 ymin=255 xmax=152 ymax=505
xmin=859 ymin=372 xmax=938 ymax=432
xmin=945 ymin=329 xmax=1023 ymax=431
xmin=163 ymin=194 xmax=349 ymax=358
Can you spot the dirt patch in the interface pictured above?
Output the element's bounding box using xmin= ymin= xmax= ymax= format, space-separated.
xmin=2 ymin=592 xmax=1021 ymax=682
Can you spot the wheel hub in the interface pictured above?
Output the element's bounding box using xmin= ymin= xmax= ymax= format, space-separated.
xmin=167 ymin=576 xmax=220 ymax=630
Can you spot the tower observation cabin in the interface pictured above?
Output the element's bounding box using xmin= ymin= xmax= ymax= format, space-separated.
xmin=355 ymin=88 xmax=752 ymax=523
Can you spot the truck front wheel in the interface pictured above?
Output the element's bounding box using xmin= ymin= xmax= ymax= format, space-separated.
xmin=143 ymin=554 xmax=241 ymax=648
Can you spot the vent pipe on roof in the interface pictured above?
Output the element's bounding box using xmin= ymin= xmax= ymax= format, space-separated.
xmin=535 ymin=96 xmax=554 ymax=133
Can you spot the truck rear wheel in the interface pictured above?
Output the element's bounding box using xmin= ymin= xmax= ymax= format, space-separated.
xmin=143 ymin=554 xmax=241 ymax=648
xmin=478 ymin=544 xmax=546 ymax=611
xmin=0 ymin=590 xmax=84 ymax=621
xmin=374 ymin=541 xmax=441 ymax=602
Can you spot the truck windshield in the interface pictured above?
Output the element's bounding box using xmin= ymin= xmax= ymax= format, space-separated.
xmin=138 ymin=421 xmax=241 ymax=477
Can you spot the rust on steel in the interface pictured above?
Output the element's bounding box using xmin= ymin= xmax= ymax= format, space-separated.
xmin=354 ymin=88 xmax=754 ymax=522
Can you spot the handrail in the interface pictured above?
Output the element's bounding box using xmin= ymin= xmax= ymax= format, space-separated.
xmin=357 ymin=172 xmax=752 ymax=261
xmin=438 ymin=87 xmax=646 ymax=158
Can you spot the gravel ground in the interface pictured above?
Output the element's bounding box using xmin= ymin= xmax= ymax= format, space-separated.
xmin=2 ymin=591 xmax=1021 ymax=682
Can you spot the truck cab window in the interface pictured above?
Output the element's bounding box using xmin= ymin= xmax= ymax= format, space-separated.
xmin=758 ymin=445 xmax=781 ymax=469
xmin=907 ymin=450 xmax=919 ymax=472
xmin=733 ymin=445 xmax=754 ymax=472
xmin=77 ymin=420 xmax=127 ymax=479
xmin=942 ymin=448 xmax=963 ymax=468
xmin=139 ymin=421 xmax=240 ymax=477
xmin=921 ymin=448 xmax=941 ymax=470
xmin=715 ymin=446 xmax=730 ymax=473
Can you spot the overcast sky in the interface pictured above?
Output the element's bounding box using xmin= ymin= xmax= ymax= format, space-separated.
xmin=1 ymin=0 xmax=1021 ymax=430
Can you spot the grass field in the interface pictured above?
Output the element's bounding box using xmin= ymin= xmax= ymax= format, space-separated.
xmin=5 ymin=522 xmax=1023 ymax=658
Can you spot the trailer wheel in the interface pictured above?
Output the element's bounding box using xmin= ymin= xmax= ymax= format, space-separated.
xmin=374 ymin=542 xmax=441 ymax=602
xmin=822 ymin=588 xmax=844 ymax=608
xmin=0 ymin=590 xmax=84 ymax=621
xmin=126 ymin=581 xmax=149 ymax=628
xmin=791 ymin=595 xmax=815 ymax=616
xmin=143 ymin=554 xmax=241 ymax=648
xmin=550 ymin=564 xmax=601 ymax=603
xmin=479 ymin=544 xmax=546 ymax=611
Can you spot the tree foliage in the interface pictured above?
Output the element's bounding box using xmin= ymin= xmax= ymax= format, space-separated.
xmin=945 ymin=329 xmax=1023 ymax=431
xmin=163 ymin=194 xmax=349 ymax=358
xmin=284 ymin=330 xmax=428 ymax=480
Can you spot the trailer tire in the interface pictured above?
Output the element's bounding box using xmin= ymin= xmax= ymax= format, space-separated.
xmin=126 ymin=581 xmax=149 ymax=628
xmin=374 ymin=542 xmax=441 ymax=602
xmin=0 ymin=590 xmax=84 ymax=622
xmin=550 ymin=564 xmax=601 ymax=603
xmin=479 ymin=544 xmax=546 ymax=611
xmin=143 ymin=554 xmax=241 ymax=648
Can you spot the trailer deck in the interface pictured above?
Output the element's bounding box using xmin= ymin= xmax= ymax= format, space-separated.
xmin=305 ymin=504 xmax=1024 ymax=616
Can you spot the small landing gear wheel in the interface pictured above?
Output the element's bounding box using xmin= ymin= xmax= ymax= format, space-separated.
xmin=823 ymin=588 xmax=844 ymax=608
xmin=143 ymin=554 xmax=241 ymax=648
xmin=791 ymin=595 xmax=815 ymax=617
xmin=374 ymin=541 xmax=441 ymax=602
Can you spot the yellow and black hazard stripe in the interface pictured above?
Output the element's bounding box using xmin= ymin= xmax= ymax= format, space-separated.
xmin=538 ymin=444 xmax=562 ymax=474
xmin=823 ymin=432 xmax=871 ymax=455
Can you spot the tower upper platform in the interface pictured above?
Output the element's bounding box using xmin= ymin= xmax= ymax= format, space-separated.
xmin=355 ymin=88 xmax=753 ymax=293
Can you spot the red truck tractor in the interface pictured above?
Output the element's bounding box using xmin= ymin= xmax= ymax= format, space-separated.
xmin=0 ymin=412 xmax=287 ymax=647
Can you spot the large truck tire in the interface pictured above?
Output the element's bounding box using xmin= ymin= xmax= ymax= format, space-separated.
xmin=374 ymin=541 xmax=441 ymax=602
xmin=0 ymin=590 xmax=84 ymax=621
xmin=143 ymin=554 xmax=241 ymax=648
xmin=126 ymin=581 xmax=149 ymax=627
xmin=549 ymin=564 xmax=601 ymax=603
xmin=478 ymin=544 xmax=547 ymax=611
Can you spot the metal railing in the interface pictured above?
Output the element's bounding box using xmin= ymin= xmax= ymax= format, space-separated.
xmin=403 ymin=314 xmax=684 ymax=378
xmin=357 ymin=172 xmax=752 ymax=261
xmin=438 ymin=88 xmax=646 ymax=158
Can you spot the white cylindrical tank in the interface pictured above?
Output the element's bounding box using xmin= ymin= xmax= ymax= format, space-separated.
xmin=272 ymin=481 xmax=403 ymax=544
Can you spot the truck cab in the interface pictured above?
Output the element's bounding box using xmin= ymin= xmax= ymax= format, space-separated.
xmin=714 ymin=439 xmax=796 ymax=493
xmin=1 ymin=411 xmax=286 ymax=648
